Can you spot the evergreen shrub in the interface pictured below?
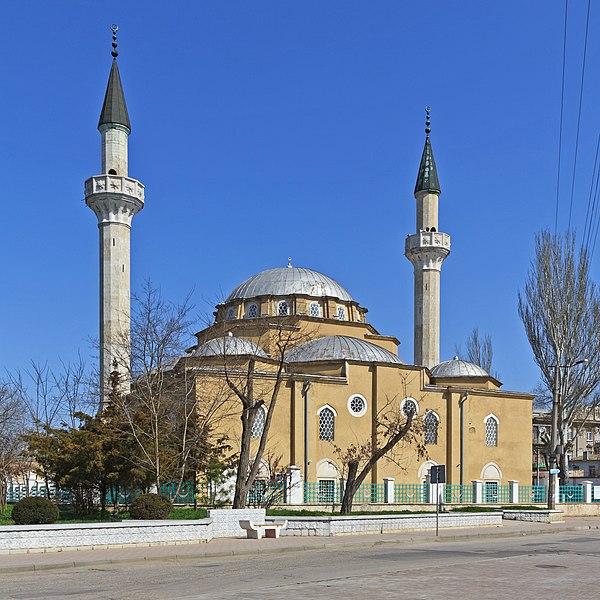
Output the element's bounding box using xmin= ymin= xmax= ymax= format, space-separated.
xmin=12 ymin=497 xmax=59 ymax=525
xmin=129 ymin=493 xmax=172 ymax=520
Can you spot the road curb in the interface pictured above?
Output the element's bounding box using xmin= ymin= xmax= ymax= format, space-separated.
xmin=1 ymin=523 xmax=598 ymax=574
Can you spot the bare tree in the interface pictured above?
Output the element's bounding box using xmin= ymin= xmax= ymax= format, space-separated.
xmin=455 ymin=327 xmax=494 ymax=375
xmin=334 ymin=384 xmax=426 ymax=514
xmin=0 ymin=382 xmax=27 ymax=510
xmin=518 ymin=231 xmax=600 ymax=482
xmin=111 ymin=281 xmax=198 ymax=492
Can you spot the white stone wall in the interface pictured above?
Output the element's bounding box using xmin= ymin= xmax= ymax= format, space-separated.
xmin=207 ymin=508 xmax=266 ymax=538
xmin=503 ymin=510 xmax=563 ymax=523
xmin=266 ymin=512 xmax=502 ymax=536
xmin=0 ymin=520 xmax=213 ymax=553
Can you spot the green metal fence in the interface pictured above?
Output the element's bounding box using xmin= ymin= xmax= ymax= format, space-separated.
xmin=304 ymin=480 xmax=342 ymax=504
xmin=519 ymin=485 xmax=546 ymax=503
xmin=394 ymin=483 xmax=429 ymax=503
xmin=351 ymin=483 xmax=385 ymax=504
xmin=559 ymin=485 xmax=584 ymax=503
xmin=444 ymin=484 xmax=473 ymax=504
xmin=247 ymin=480 xmax=286 ymax=506
xmin=482 ymin=483 xmax=511 ymax=503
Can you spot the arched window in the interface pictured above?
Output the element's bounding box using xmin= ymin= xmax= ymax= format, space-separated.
xmin=277 ymin=301 xmax=289 ymax=316
xmin=401 ymin=397 xmax=419 ymax=418
xmin=246 ymin=303 xmax=258 ymax=319
xmin=309 ymin=302 xmax=321 ymax=317
xmin=336 ymin=305 xmax=346 ymax=320
xmin=424 ymin=411 xmax=439 ymax=445
xmin=251 ymin=405 xmax=266 ymax=438
xmin=226 ymin=307 xmax=236 ymax=320
xmin=318 ymin=406 xmax=335 ymax=441
xmin=485 ymin=415 xmax=499 ymax=447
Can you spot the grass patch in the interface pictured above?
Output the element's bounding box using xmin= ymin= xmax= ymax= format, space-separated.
xmin=450 ymin=506 xmax=499 ymax=512
xmin=168 ymin=507 xmax=207 ymax=520
xmin=501 ymin=505 xmax=546 ymax=511
xmin=0 ymin=505 xmax=13 ymax=525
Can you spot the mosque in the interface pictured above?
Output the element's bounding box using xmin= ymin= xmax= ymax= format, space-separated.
xmin=85 ymin=31 xmax=533 ymax=495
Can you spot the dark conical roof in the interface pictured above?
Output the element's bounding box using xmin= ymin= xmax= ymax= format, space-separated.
xmin=98 ymin=59 xmax=131 ymax=131
xmin=414 ymin=136 xmax=440 ymax=195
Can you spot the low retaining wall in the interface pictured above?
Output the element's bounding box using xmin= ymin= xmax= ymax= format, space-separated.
xmin=265 ymin=512 xmax=502 ymax=536
xmin=0 ymin=520 xmax=213 ymax=554
xmin=503 ymin=510 xmax=564 ymax=523
xmin=207 ymin=509 xmax=266 ymax=538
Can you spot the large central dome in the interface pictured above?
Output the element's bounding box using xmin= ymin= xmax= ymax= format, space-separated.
xmin=226 ymin=267 xmax=353 ymax=302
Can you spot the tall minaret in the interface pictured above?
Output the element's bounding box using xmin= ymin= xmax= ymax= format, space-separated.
xmin=85 ymin=26 xmax=144 ymax=406
xmin=405 ymin=108 xmax=450 ymax=369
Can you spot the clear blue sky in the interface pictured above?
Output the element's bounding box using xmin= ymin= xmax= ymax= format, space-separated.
xmin=1 ymin=1 xmax=598 ymax=393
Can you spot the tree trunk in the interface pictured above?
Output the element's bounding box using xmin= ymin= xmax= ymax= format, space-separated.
xmin=340 ymin=461 xmax=359 ymax=515
xmin=232 ymin=410 xmax=253 ymax=509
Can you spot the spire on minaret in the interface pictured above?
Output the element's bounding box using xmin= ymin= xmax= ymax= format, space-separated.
xmin=98 ymin=25 xmax=131 ymax=131
xmin=414 ymin=107 xmax=440 ymax=196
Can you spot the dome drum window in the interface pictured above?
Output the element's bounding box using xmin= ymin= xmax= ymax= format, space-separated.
xmin=246 ymin=303 xmax=258 ymax=319
xmin=336 ymin=306 xmax=346 ymax=320
xmin=309 ymin=302 xmax=321 ymax=318
xmin=347 ymin=394 xmax=367 ymax=417
xmin=226 ymin=307 xmax=236 ymax=320
xmin=277 ymin=300 xmax=290 ymax=316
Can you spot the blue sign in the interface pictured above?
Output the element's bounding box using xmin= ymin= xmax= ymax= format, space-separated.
xmin=550 ymin=468 xmax=560 ymax=474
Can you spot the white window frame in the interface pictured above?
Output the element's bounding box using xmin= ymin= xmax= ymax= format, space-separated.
xmin=336 ymin=305 xmax=346 ymax=320
xmin=318 ymin=405 xmax=337 ymax=441
xmin=309 ymin=302 xmax=321 ymax=318
xmin=401 ymin=397 xmax=419 ymax=417
xmin=251 ymin=405 xmax=267 ymax=439
xmin=347 ymin=394 xmax=367 ymax=417
xmin=484 ymin=414 xmax=499 ymax=447
xmin=586 ymin=431 xmax=593 ymax=442
xmin=424 ymin=410 xmax=440 ymax=445
xmin=277 ymin=300 xmax=290 ymax=316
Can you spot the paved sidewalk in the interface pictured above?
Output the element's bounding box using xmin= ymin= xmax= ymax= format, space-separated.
xmin=1 ymin=517 xmax=599 ymax=574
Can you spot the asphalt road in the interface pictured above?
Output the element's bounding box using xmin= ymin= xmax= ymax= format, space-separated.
xmin=1 ymin=530 xmax=598 ymax=599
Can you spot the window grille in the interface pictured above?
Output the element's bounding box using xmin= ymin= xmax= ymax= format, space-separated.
xmin=319 ymin=407 xmax=335 ymax=441
xmin=318 ymin=479 xmax=335 ymax=503
xmin=251 ymin=406 xmax=266 ymax=438
xmin=278 ymin=301 xmax=289 ymax=316
xmin=424 ymin=412 xmax=439 ymax=445
xmin=349 ymin=396 xmax=365 ymax=414
xmin=403 ymin=398 xmax=417 ymax=418
xmin=309 ymin=302 xmax=320 ymax=317
xmin=485 ymin=417 xmax=498 ymax=447
xmin=336 ymin=306 xmax=346 ymax=320
xmin=226 ymin=308 xmax=235 ymax=320
xmin=247 ymin=303 xmax=258 ymax=318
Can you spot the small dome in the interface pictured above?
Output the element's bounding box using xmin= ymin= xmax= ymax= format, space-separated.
xmin=286 ymin=335 xmax=403 ymax=364
xmin=194 ymin=335 xmax=268 ymax=358
xmin=226 ymin=267 xmax=353 ymax=302
xmin=430 ymin=357 xmax=489 ymax=378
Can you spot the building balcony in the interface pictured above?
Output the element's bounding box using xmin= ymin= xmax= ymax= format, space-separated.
xmin=405 ymin=230 xmax=451 ymax=253
xmin=84 ymin=175 xmax=145 ymax=202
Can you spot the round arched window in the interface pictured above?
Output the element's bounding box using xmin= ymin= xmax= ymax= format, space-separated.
xmin=401 ymin=397 xmax=419 ymax=418
xmin=347 ymin=394 xmax=367 ymax=417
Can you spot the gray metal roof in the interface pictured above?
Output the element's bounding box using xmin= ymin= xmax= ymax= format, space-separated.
xmin=194 ymin=335 xmax=268 ymax=358
xmin=286 ymin=335 xmax=403 ymax=364
xmin=414 ymin=136 xmax=440 ymax=195
xmin=226 ymin=267 xmax=354 ymax=302
xmin=430 ymin=357 xmax=489 ymax=378
xmin=98 ymin=60 xmax=131 ymax=131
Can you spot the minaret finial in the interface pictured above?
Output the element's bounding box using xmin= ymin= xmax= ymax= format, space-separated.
xmin=111 ymin=24 xmax=119 ymax=59
xmin=425 ymin=106 xmax=431 ymax=137
xmin=287 ymin=257 xmax=293 ymax=268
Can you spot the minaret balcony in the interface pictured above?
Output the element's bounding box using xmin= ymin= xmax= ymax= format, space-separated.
xmin=405 ymin=231 xmax=451 ymax=253
xmin=85 ymin=174 xmax=144 ymax=202
xmin=85 ymin=175 xmax=145 ymax=225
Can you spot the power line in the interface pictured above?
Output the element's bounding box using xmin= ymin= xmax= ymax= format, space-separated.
xmin=582 ymin=133 xmax=600 ymax=249
xmin=567 ymin=0 xmax=592 ymax=231
xmin=555 ymin=0 xmax=569 ymax=236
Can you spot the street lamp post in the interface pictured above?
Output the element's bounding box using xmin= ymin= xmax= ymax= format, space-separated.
xmin=547 ymin=359 xmax=587 ymax=510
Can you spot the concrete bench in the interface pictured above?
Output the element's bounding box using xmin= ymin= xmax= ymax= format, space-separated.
xmin=239 ymin=519 xmax=287 ymax=539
